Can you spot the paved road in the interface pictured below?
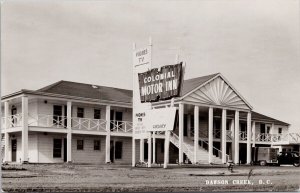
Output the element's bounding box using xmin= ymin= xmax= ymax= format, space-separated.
xmin=2 ymin=164 xmax=300 ymax=192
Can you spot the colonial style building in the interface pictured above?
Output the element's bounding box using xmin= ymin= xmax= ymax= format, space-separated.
xmin=1 ymin=73 xmax=298 ymax=165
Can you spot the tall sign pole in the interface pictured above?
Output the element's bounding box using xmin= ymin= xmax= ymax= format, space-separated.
xmin=132 ymin=38 xmax=152 ymax=167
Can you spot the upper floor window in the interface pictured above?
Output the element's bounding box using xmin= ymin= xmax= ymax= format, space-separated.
xmin=278 ymin=128 xmax=282 ymax=134
xmin=77 ymin=108 xmax=84 ymax=118
xmin=94 ymin=109 xmax=101 ymax=119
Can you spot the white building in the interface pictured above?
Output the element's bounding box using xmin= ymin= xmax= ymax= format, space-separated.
xmin=2 ymin=73 xmax=298 ymax=165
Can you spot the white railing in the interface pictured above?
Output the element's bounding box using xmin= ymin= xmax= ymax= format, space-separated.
xmin=110 ymin=120 xmax=133 ymax=133
xmin=170 ymin=132 xmax=194 ymax=160
xmin=226 ymin=130 xmax=233 ymax=140
xmin=3 ymin=114 xmax=23 ymax=128
xmin=199 ymin=139 xmax=230 ymax=162
xmin=239 ymin=131 xmax=247 ymax=141
xmin=28 ymin=114 xmax=67 ymax=128
xmin=72 ymin=117 xmax=106 ymax=131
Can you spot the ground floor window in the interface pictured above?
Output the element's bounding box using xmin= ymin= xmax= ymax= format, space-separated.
xmin=94 ymin=140 xmax=101 ymax=150
xmin=115 ymin=141 xmax=123 ymax=159
xmin=53 ymin=139 xmax=62 ymax=158
xmin=77 ymin=140 xmax=84 ymax=150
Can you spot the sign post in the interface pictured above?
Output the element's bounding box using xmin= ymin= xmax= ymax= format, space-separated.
xmin=132 ymin=38 xmax=152 ymax=167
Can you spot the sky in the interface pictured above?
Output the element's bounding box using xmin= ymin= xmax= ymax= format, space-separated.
xmin=1 ymin=0 xmax=299 ymax=131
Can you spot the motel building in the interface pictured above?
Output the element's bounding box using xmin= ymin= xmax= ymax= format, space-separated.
xmin=1 ymin=73 xmax=300 ymax=165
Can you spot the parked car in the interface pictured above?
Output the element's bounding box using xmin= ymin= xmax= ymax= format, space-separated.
xmin=277 ymin=151 xmax=299 ymax=167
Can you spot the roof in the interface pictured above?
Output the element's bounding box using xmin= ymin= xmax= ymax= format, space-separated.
xmin=1 ymin=74 xmax=289 ymax=126
xmin=251 ymin=111 xmax=290 ymax=126
xmin=37 ymin=80 xmax=132 ymax=103
xmin=180 ymin=73 xmax=219 ymax=96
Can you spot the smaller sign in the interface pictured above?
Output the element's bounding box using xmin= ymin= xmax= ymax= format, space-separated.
xmin=133 ymin=110 xmax=149 ymax=139
xmin=133 ymin=46 xmax=151 ymax=67
xmin=144 ymin=107 xmax=177 ymax=132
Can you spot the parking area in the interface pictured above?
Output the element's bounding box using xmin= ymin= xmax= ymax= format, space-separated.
xmin=2 ymin=163 xmax=300 ymax=192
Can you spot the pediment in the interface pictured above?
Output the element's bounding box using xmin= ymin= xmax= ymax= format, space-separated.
xmin=183 ymin=75 xmax=251 ymax=110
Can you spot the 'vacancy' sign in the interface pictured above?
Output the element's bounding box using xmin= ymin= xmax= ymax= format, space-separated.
xmin=138 ymin=62 xmax=183 ymax=102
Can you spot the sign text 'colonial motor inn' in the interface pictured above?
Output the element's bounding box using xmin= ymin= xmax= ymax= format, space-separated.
xmin=138 ymin=62 xmax=183 ymax=102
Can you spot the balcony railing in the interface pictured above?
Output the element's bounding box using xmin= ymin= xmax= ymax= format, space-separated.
xmin=3 ymin=114 xmax=132 ymax=134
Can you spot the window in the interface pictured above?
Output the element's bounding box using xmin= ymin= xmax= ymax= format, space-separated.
xmin=94 ymin=109 xmax=101 ymax=119
xmin=53 ymin=139 xmax=62 ymax=158
xmin=77 ymin=108 xmax=84 ymax=118
xmin=115 ymin=141 xmax=123 ymax=159
xmin=77 ymin=140 xmax=84 ymax=150
xmin=94 ymin=140 xmax=101 ymax=150
xmin=278 ymin=128 xmax=282 ymax=134
xmin=267 ymin=126 xmax=270 ymax=133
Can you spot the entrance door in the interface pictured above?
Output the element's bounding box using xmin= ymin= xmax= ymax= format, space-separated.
xmin=110 ymin=141 xmax=114 ymax=163
xmin=184 ymin=114 xmax=188 ymax=136
xmin=64 ymin=106 xmax=67 ymax=128
xmin=63 ymin=138 xmax=67 ymax=162
xmin=11 ymin=139 xmax=17 ymax=162
xmin=260 ymin=124 xmax=265 ymax=140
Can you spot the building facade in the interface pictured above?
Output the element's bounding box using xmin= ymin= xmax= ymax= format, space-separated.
xmin=1 ymin=73 xmax=299 ymax=165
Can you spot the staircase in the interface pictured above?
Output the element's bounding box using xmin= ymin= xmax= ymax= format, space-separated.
xmin=169 ymin=132 xmax=227 ymax=164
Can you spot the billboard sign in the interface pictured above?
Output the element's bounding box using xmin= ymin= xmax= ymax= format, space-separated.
xmin=138 ymin=62 xmax=183 ymax=102
xmin=144 ymin=107 xmax=177 ymax=132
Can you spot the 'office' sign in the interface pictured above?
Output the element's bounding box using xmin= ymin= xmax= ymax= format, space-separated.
xmin=138 ymin=62 xmax=183 ymax=102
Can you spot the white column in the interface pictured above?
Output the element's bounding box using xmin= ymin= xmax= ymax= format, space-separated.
xmin=140 ymin=139 xmax=144 ymax=162
xmin=4 ymin=101 xmax=10 ymax=162
xmin=132 ymin=137 xmax=136 ymax=167
xmin=164 ymin=130 xmax=170 ymax=168
xmin=147 ymin=132 xmax=152 ymax=167
xmin=105 ymin=105 xmax=111 ymax=163
xmin=208 ymin=107 xmax=213 ymax=164
xmin=66 ymin=101 xmax=72 ymax=163
xmin=221 ymin=109 xmax=227 ymax=163
xmin=234 ymin=110 xmax=240 ymax=164
xmin=230 ymin=119 xmax=235 ymax=161
xmin=246 ymin=112 xmax=252 ymax=164
xmin=152 ymin=132 xmax=156 ymax=164
xmin=67 ymin=101 xmax=72 ymax=162
xmin=179 ymin=103 xmax=184 ymax=163
xmin=21 ymin=96 xmax=29 ymax=163
xmin=193 ymin=106 xmax=199 ymax=164
xmin=252 ymin=121 xmax=256 ymax=147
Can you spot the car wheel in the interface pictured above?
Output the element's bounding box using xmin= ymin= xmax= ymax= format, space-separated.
xmin=293 ymin=162 xmax=299 ymax=167
xmin=260 ymin=160 xmax=267 ymax=166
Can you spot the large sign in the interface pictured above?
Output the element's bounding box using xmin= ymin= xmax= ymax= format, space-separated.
xmin=138 ymin=62 xmax=183 ymax=102
xmin=144 ymin=107 xmax=177 ymax=132
xmin=133 ymin=45 xmax=152 ymax=139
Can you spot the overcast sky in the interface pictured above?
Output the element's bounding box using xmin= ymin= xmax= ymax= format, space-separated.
xmin=1 ymin=0 xmax=299 ymax=131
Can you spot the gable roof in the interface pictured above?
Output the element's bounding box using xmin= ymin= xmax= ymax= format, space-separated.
xmin=37 ymin=80 xmax=132 ymax=103
xmin=181 ymin=73 xmax=253 ymax=110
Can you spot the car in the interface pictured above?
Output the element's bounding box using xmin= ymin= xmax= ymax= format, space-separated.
xmin=277 ymin=151 xmax=300 ymax=167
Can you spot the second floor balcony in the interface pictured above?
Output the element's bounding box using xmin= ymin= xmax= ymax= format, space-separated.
xmin=2 ymin=113 xmax=133 ymax=134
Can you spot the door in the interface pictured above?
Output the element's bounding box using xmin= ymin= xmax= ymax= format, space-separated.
xmin=115 ymin=112 xmax=123 ymax=129
xmin=63 ymin=138 xmax=67 ymax=162
xmin=64 ymin=106 xmax=67 ymax=128
xmin=11 ymin=139 xmax=17 ymax=162
xmin=110 ymin=110 xmax=115 ymax=130
xmin=11 ymin=107 xmax=17 ymax=125
xmin=53 ymin=105 xmax=63 ymax=126
xmin=260 ymin=124 xmax=265 ymax=140
xmin=110 ymin=141 xmax=114 ymax=163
